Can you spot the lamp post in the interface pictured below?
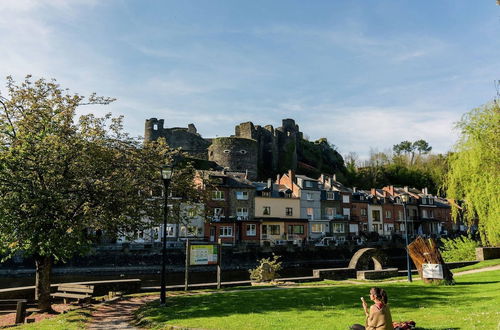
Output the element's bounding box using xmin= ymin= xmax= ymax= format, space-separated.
xmin=401 ymin=194 xmax=413 ymax=282
xmin=160 ymin=163 xmax=174 ymax=305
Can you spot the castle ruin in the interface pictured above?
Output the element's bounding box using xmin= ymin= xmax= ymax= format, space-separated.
xmin=144 ymin=118 xmax=305 ymax=180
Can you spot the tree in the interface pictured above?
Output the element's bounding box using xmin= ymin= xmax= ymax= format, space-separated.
xmin=413 ymin=139 xmax=432 ymax=155
xmin=0 ymin=76 xmax=187 ymax=311
xmin=446 ymin=102 xmax=500 ymax=246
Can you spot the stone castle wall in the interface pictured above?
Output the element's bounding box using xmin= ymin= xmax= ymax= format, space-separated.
xmin=144 ymin=118 xmax=305 ymax=180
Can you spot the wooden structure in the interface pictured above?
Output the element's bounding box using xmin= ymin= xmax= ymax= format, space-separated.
xmin=408 ymin=236 xmax=454 ymax=284
xmin=0 ymin=299 xmax=29 ymax=324
xmin=50 ymin=284 xmax=94 ymax=304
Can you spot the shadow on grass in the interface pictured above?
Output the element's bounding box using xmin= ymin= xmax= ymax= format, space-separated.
xmin=135 ymin=270 xmax=500 ymax=329
xmin=136 ymin=284 xmax=454 ymax=324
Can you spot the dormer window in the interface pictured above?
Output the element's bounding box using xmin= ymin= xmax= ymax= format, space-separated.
xmin=239 ymin=150 xmax=247 ymax=154
xmin=305 ymin=181 xmax=313 ymax=188
xmin=223 ymin=150 xmax=231 ymax=154
xmin=327 ymin=191 xmax=335 ymax=200
xmin=429 ymin=198 xmax=434 ymax=205
xmin=262 ymin=191 xmax=270 ymax=197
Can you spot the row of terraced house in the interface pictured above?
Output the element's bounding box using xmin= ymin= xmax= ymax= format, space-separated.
xmin=119 ymin=170 xmax=458 ymax=246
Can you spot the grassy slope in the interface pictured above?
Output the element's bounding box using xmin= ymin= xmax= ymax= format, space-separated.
xmin=136 ymin=270 xmax=500 ymax=330
xmin=15 ymin=308 xmax=91 ymax=330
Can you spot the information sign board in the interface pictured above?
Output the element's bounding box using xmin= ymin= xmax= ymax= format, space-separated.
xmin=189 ymin=244 xmax=219 ymax=266
xmin=422 ymin=263 xmax=444 ymax=279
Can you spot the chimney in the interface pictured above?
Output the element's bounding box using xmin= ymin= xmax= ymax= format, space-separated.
xmin=288 ymin=170 xmax=295 ymax=194
xmin=267 ymin=178 xmax=272 ymax=190
xmin=353 ymin=187 xmax=357 ymax=193
xmin=423 ymin=187 xmax=428 ymax=195
xmin=371 ymin=188 xmax=377 ymax=196
xmin=404 ymin=186 xmax=409 ymax=192
xmin=383 ymin=190 xmax=389 ymax=198
xmin=333 ymin=173 xmax=337 ymax=182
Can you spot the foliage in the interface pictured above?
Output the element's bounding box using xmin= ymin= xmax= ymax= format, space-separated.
xmin=0 ymin=75 xmax=196 ymax=309
xmin=248 ymin=254 xmax=282 ymax=282
xmin=135 ymin=270 xmax=500 ymax=330
xmin=446 ymin=102 xmax=500 ymax=245
xmin=440 ymin=236 xmax=479 ymax=262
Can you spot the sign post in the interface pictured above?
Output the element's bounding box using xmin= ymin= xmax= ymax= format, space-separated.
xmin=184 ymin=239 xmax=190 ymax=291
xmin=217 ymin=238 xmax=222 ymax=289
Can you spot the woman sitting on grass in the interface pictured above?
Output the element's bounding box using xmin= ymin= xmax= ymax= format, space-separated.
xmin=350 ymin=287 xmax=393 ymax=330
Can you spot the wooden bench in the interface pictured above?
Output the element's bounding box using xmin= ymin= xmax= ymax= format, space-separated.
xmin=50 ymin=284 xmax=94 ymax=304
xmin=0 ymin=299 xmax=28 ymax=324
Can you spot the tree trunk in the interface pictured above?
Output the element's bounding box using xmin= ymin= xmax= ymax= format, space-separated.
xmin=35 ymin=255 xmax=53 ymax=312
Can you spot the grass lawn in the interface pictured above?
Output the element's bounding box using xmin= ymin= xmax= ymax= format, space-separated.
xmin=15 ymin=308 xmax=91 ymax=330
xmin=135 ymin=270 xmax=500 ymax=330
xmin=451 ymin=258 xmax=500 ymax=273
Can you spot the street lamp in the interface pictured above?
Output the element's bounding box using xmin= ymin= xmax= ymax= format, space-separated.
xmin=160 ymin=163 xmax=174 ymax=305
xmin=401 ymin=194 xmax=413 ymax=282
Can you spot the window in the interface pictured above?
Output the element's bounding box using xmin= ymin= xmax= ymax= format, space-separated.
xmin=307 ymin=207 xmax=314 ymax=220
xmin=288 ymin=225 xmax=304 ymax=234
xmin=372 ymin=224 xmax=379 ymax=231
xmin=342 ymin=195 xmax=350 ymax=203
xmin=263 ymin=225 xmax=280 ymax=235
xmin=332 ymin=223 xmax=345 ymax=233
xmin=187 ymin=209 xmax=197 ymax=217
xmin=166 ymin=226 xmax=175 ymax=237
xmin=263 ymin=206 xmax=271 ymax=215
xmin=326 ymin=191 xmax=335 ymax=200
xmin=236 ymin=191 xmax=248 ymax=200
xmin=219 ymin=226 xmax=233 ymax=237
xmin=429 ymin=198 xmax=434 ymax=205
xmin=237 ymin=208 xmax=248 ymax=219
xmin=262 ymin=191 xmax=271 ymax=197
xmin=305 ymin=181 xmax=313 ymax=188
xmin=429 ymin=210 xmax=434 ymax=218
xmin=360 ymin=208 xmax=367 ymax=216
xmin=212 ymin=190 xmax=225 ymax=200
xmin=246 ymin=224 xmax=256 ymax=236
xmin=385 ymin=210 xmax=392 ymax=219
xmin=311 ymin=224 xmax=325 ymax=233
xmin=326 ymin=207 xmax=335 ymax=219
xmin=240 ymin=150 xmax=247 ymax=154
xmin=372 ymin=210 xmax=381 ymax=222
xmin=285 ymin=191 xmax=292 ymax=198
xmin=398 ymin=210 xmax=403 ymax=220
xmin=306 ymin=192 xmax=313 ymax=201
xmin=285 ymin=207 xmax=293 ymax=216
xmin=213 ymin=208 xmax=224 ymax=218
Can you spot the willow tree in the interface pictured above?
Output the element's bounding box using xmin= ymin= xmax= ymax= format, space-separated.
xmin=446 ymin=102 xmax=500 ymax=246
xmin=0 ymin=76 xmax=185 ymax=311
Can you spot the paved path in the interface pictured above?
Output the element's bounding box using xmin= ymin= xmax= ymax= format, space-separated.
xmin=86 ymin=296 xmax=157 ymax=330
xmin=452 ymin=264 xmax=500 ymax=275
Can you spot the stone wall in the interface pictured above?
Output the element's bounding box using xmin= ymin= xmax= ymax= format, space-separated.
xmin=476 ymin=247 xmax=500 ymax=261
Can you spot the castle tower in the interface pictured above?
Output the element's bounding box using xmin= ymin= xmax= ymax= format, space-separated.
xmin=144 ymin=118 xmax=164 ymax=141
xmin=208 ymin=137 xmax=258 ymax=180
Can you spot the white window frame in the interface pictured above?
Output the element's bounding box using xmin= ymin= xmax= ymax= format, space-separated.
xmin=237 ymin=207 xmax=249 ymax=219
xmin=285 ymin=207 xmax=293 ymax=216
xmin=213 ymin=208 xmax=224 ymax=218
xmin=212 ymin=190 xmax=225 ymax=200
xmin=311 ymin=223 xmax=325 ymax=233
xmin=306 ymin=192 xmax=313 ymax=201
xmin=342 ymin=195 xmax=350 ymax=203
xmin=326 ymin=207 xmax=335 ymax=219
xmin=305 ymin=181 xmax=313 ymax=188
xmin=246 ymin=224 xmax=256 ymax=236
xmin=332 ymin=223 xmax=344 ymax=233
xmin=360 ymin=208 xmax=367 ymax=216
xmin=236 ymin=191 xmax=249 ymax=200
xmin=220 ymin=226 xmax=233 ymax=237
xmin=327 ymin=191 xmax=335 ymax=200
xmin=385 ymin=210 xmax=392 ymax=219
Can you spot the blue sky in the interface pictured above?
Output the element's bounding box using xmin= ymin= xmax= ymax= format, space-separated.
xmin=1 ymin=1 xmax=499 ymax=159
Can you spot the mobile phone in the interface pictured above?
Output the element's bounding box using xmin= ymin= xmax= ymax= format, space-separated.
xmin=360 ymin=297 xmax=365 ymax=301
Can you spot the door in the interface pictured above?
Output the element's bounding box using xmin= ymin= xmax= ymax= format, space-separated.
xmin=210 ymin=226 xmax=216 ymax=242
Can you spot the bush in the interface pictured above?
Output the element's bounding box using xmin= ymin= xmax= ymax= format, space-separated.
xmin=249 ymin=254 xmax=282 ymax=282
xmin=440 ymin=235 xmax=479 ymax=262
